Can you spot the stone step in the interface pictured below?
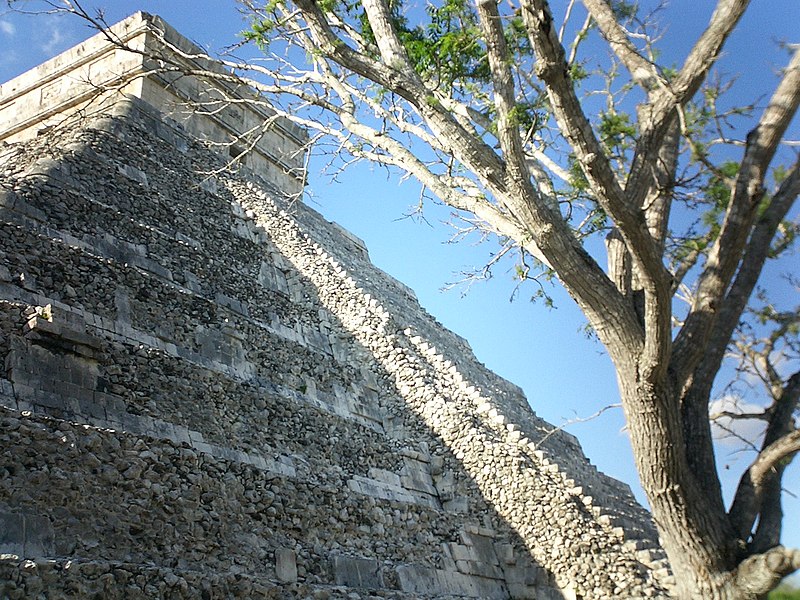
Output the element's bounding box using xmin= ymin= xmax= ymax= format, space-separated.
xmin=0 ymin=76 xmax=670 ymax=598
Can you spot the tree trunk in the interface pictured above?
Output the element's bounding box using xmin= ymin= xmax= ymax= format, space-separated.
xmin=615 ymin=365 xmax=746 ymax=599
xmin=616 ymin=364 xmax=800 ymax=598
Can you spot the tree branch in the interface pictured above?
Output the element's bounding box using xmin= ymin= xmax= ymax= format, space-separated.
xmin=580 ymin=0 xmax=662 ymax=90
xmin=728 ymin=430 xmax=800 ymax=539
xmin=733 ymin=546 xmax=800 ymax=597
xmin=729 ymin=370 xmax=800 ymax=541
xmin=752 ymin=371 xmax=800 ymax=551
xmin=680 ymin=158 xmax=799 ymax=392
xmin=753 ymin=426 xmax=800 ymax=481
xmin=519 ymin=0 xmax=674 ymax=378
xmin=474 ymin=0 xmax=543 ymax=216
xmin=360 ymin=0 xmax=415 ymax=73
xmin=520 ymin=0 xmax=661 ymax=275
xmin=673 ymin=48 xmax=800 ymax=386
xmin=290 ymin=0 xmax=525 ymax=199
xmin=637 ymin=0 xmax=750 ymax=136
xmin=624 ymin=1 xmax=751 ymax=237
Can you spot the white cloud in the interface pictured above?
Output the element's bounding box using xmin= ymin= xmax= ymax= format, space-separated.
xmin=41 ymin=26 xmax=67 ymax=55
xmin=709 ymin=395 xmax=766 ymax=448
xmin=0 ymin=20 xmax=16 ymax=36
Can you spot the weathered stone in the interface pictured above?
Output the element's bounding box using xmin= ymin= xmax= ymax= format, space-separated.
xmin=0 ymin=511 xmax=24 ymax=556
xmin=275 ymin=548 xmax=297 ymax=583
xmin=0 ymin=11 xmax=670 ymax=600
xmin=333 ymin=555 xmax=383 ymax=589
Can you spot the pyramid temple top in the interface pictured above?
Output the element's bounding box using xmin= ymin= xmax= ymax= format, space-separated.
xmin=0 ymin=12 xmax=308 ymax=195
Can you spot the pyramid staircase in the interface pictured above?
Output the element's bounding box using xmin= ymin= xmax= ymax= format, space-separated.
xmin=0 ymin=13 xmax=670 ymax=599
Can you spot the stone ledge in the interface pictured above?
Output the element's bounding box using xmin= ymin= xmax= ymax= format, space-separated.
xmin=0 ymin=509 xmax=54 ymax=558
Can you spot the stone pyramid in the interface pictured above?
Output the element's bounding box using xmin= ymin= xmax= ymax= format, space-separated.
xmin=0 ymin=13 xmax=670 ymax=599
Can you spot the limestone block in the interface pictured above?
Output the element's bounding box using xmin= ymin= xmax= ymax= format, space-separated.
xmin=117 ymin=163 xmax=149 ymax=187
xmin=231 ymin=217 xmax=258 ymax=242
xmin=149 ymin=419 xmax=177 ymax=441
xmin=129 ymin=255 xmax=172 ymax=281
xmin=367 ymin=468 xmax=401 ymax=488
xmin=448 ymin=543 xmax=475 ymax=562
xmin=455 ymin=559 xmax=504 ymax=580
xmin=302 ymin=328 xmax=331 ymax=354
xmin=193 ymin=441 xmax=213 ymax=455
xmin=0 ymin=378 xmax=14 ymax=401
xmin=175 ymin=232 xmax=202 ymax=250
xmin=347 ymin=475 xmax=437 ymax=508
xmin=0 ymin=511 xmax=24 ymax=555
xmin=275 ymin=548 xmax=297 ymax=583
xmin=395 ymin=565 xmax=439 ymax=595
xmin=400 ymin=458 xmax=436 ymax=495
xmin=0 ymin=189 xmax=17 ymax=209
xmin=433 ymin=471 xmax=457 ymax=499
xmin=182 ymin=270 xmax=203 ymax=292
xmin=333 ymin=555 xmax=383 ymax=589
xmin=504 ymin=565 xmax=542 ymax=586
xmin=460 ymin=530 xmax=500 ymax=566
xmin=494 ymin=543 xmax=516 ymax=565
xmin=396 ymin=565 xmax=507 ymax=599
xmin=77 ymin=393 xmax=107 ymax=420
xmin=4 ymin=196 xmax=47 ymax=223
xmin=257 ymin=261 xmax=289 ymax=295
xmin=215 ymin=293 xmax=248 ymax=317
xmin=443 ymin=497 xmax=469 ymax=513
xmin=348 ymin=398 xmax=384 ymax=426
xmin=0 ymin=510 xmax=53 ymax=557
xmin=20 ymin=514 xmax=54 ymax=557
xmin=507 ymin=582 xmax=538 ymax=599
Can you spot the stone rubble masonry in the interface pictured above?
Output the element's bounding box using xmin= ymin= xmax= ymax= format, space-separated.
xmin=0 ymin=11 xmax=307 ymax=196
xmin=0 ymin=13 xmax=672 ymax=600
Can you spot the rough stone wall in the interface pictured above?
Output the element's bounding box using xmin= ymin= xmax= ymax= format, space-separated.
xmin=0 ymin=97 xmax=670 ymax=599
xmin=0 ymin=12 xmax=307 ymax=196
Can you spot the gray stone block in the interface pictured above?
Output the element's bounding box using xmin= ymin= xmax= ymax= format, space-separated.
xmin=14 ymin=197 xmax=48 ymax=222
xmin=455 ymin=559 xmax=504 ymax=580
xmin=0 ymin=511 xmax=53 ymax=558
xmin=0 ymin=511 xmax=24 ymax=555
xmin=149 ymin=419 xmax=177 ymax=440
xmin=34 ymin=389 xmax=67 ymax=410
xmin=276 ymin=548 xmax=297 ymax=583
xmin=78 ymin=394 xmax=107 ymax=420
xmin=193 ymin=441 xmax=214 ymax=455
xmin=494 ymin=543 xmax=515 ymax=565
xmin=507 ymin=582 xmax=538 ymax=599
xmin=505 ymin=565 xmax=542 ymax=586
xmin=117 ymin=163 xmax=149 ymax=186
xmin=333 ymin=555 xmax=383 ymax=589
xmin=130 ymin=255 xmax=173 ymax=281
xmin=461 ymin=530 xmax=500 ymax=565
xmin=23 ymin=514 xmax=54 ymax=557
xmin=0 ymin=189 xmax=18 ymax=209
xmin=443 ymin=497 xmax=469 ymax=513
xmin=396 ymin=565 xmax=507 ymax=599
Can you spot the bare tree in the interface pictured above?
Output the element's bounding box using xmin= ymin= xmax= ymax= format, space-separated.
xmin=10 ymin=0 xmax=800 ymax=597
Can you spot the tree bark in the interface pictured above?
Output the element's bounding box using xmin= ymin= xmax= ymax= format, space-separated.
xmin=616 ymin=363 xmax=740 ymax=598
xmin=622 ymin=359 xmax=800 ymax=598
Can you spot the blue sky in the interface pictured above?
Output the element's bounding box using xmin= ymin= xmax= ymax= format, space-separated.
xmin=2 ymin=0 xmax=798 ymax=566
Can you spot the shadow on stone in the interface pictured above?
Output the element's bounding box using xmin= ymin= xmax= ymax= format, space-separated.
xmin=0 ymin=14 xmax=669 ymax=599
